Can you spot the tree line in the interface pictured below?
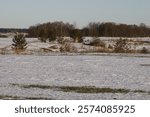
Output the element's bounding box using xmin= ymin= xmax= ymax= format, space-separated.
xmin=0 ymin=28 xmax=27 ymax=33
xmin=28 ymin=22 xmax=75 ymax=40
xmin=28 ymin=21 xmax=150 ymax=41
xmin=1 ymin=22 xmax=150 ymax=39
xmin=83 ymin=22 xmax=150 ymax=37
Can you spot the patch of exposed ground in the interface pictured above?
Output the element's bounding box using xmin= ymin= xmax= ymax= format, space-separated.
xmin=140 ymin=64 xmax=150 ymax=67
xmin=11 ymin=84 xmax=150 ymax=94
xmin=0 ymin=95 xmax=52 ymax=100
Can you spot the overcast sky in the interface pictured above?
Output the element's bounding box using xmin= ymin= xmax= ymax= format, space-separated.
xmin=0 ymin=0 xmax=150 ymax=28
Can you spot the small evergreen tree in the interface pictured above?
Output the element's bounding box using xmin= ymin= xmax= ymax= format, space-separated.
xmin=12 ymin=33 xmax=27 ymax=51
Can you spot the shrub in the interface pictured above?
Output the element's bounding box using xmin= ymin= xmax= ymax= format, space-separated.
xmin=57 ymin=37 xmax=74 ymax=44
xmin=38 ymin=37 xmax=47 ymax=43
xmin=12 ymin=33 xmax=27 ymax=52
xmin=57 ymin=37 xmax=65 ymax=44
xmin=0 ymin=48 xmax=6 ymax=55
xmin=141 ymin=47 xmax=149 ymax=53
xmin=114 ymin=38 xmax=131 ymax=53
xmin=76 ymin=37 xmax=83 ymax=43
xmin=108 ymin=44 xmax=113 ymax=49
xmin=60 ymin=42 xmax=77 ymax=52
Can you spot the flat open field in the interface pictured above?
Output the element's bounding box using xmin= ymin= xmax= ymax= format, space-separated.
xmin=0 ymin=37 xmax=150 ymax=54
xmin=0 ymin=55 xmax=150 ymax=99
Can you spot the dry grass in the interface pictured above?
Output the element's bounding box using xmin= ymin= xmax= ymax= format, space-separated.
xmin=0 ymin=95 xmax=52 ymax=100
xmin=11 ymin=83 xmax=150 ymax=94
xmin=60 ymin=42 xmax=77 ymax=52
xmin=140 ymin=64 xmax=150 ymax=67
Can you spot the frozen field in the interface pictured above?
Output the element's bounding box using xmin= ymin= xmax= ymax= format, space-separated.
xmin=0 ymin=37 xmax=150 ymax=54
xmin=0 ymin=55 xmax=150 ymax=100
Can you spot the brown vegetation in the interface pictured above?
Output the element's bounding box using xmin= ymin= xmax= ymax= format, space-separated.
xmin=28 ymin=22 xmax=150 ymax=39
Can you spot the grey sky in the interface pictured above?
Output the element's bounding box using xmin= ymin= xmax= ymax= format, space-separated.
xmin=0 ymin=0 xmax=150 ymax=28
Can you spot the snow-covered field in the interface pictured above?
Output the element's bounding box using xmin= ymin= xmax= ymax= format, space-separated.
xmin=0 ymin=37 xmax=150 ymax=55
xmin=0 ymin=37 xmax=150 ymax=99
xmin=0 ymin=55 xmax=150 ymax=100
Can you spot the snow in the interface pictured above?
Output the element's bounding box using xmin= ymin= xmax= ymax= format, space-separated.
xmin=0 ymin=37 xmax=150 ymax=99
xmin=1 ymin=37 xmax=150 ymax=54
xmin=0 ymin=38 xmax=12 ymax=48
xmin=0 ymin=55 xmax=150 ymax=99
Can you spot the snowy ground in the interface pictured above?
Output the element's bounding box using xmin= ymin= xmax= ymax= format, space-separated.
xmin=0 ymin=55 xmax=150 ymax=100
xmin=0 ymin=37 xmax=150 ymax=99
xmin=0 ymin=37 xmax=150 ymax=54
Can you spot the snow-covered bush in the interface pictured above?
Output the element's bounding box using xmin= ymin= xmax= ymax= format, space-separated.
xmin=60 ymin=42 xmax=77 ymax=52
xmin=114 ymin=38 xmax=131 ymax=53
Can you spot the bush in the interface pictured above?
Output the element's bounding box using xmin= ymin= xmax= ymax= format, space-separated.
xmin=0 ymin=48 xmax=7 ymax=55
xmin=57 ymin=37 xmax=74 ymax=44
xmin=141 ymin=47 xmax=149 ymax=53
xmin=38 ymin=37 xmax=47 ymax=43
xmin=76 ymin=37 xmax=83 ymax=43
xmin=57 ymin=37 xmax=65 ymax=44
xmin=108 ymin=44 xmax=113 ymax=49
xmin=114 ymin=38 xmax=131 ymax=53
xmin=60 ymin=42 xmax=77 ymax=52
xmin=12 ymin=33 xmax=27 ymax=51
